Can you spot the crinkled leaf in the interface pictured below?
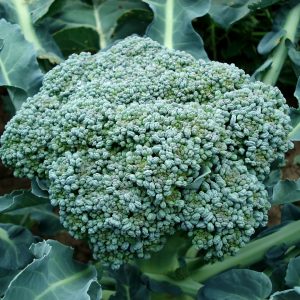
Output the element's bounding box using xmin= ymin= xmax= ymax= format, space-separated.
xmin=87 ymin=281 xmax=102 ymax=300
xmin=282 ymin=204 xmax=300 ymax=222
xmin=288 ymin=108 xmax=300 ymax=141
xmin=272 ymin=180 xmax=300 ymax=204
xmin=0 ymin=0 xmax=62 ymax=63
xmin=0 ymin=223 xmax=34 ymax=270
xmin=295 ymin=77 xmax=300 ymax=105
xmin=144 ymin=0 xmax=210 ymax=60
xmin=285 ymin=257 xmax=300 ymax=288
xmin=251 ymin=58 xmax=273 ymax=81
xmin=27 ymin=0 xmax=55 ymax=23
xmin=53 ymin=27 xmax=99 ymax=57
xmin=186 ymin=167 xmax=211 ymax=190
xmin=31 ymin=178 xmax=49 ymax=199
xmin=109 ymin=264 xmax=150 ymax=300
xmin=270 ymin=289 xmax=300 ymax=300
xmin=48 ymin=0 xmax=149 ymax=50
xmin=3 ymin=240 xmax=100 ymax=300
xmin=0 ymin=268 xmax=19 ymax=296
xmin=0 ymin=19 xmax=43 ymax=109
xmin=249 ymin=0 xmax=283 ymax=10
xmin=197 ymin=269 xmax=272 ymax=300
xmin=258 ymin=29 xmax=286 ymax=55
xmin=112 ymin=9 xmax=153 ymax=42
xmin=0 ymin=190 xmax=61 ymax=234
xmin=209 ymin=0 xmax=257 ymax=29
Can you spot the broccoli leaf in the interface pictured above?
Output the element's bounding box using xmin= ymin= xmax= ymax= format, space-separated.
xmin=143 ymin=0 xmax=210 ymax=60
xmin=197 ymin=269 xmax=272 ymax=300
xmin=285 ymin=257 xmax=300 ymax=288
xmin=0 ymin=223 xmax=34 ymax=270
xmin=3 ymin=240 xmax=101 ymax=300
xmin=48 ymin=0 xmax=149 ymax=50
xmin=0 ymin=19 xmax=43 ymax=109
xmin=0 ymin=0 xmax=63 ymax=63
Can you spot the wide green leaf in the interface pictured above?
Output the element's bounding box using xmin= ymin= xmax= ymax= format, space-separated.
xmin=197 ymin=269 xmax=272 ymax=300
xmin=272 ymin=180 xmax=300 ymax=205
xmin=0 ymin=0 xmax=62 ymax=63
xmin=49 ymin=0 xmax=149 ymax=50
xmin=0 ymin=223 xmax=34 ymax=270
xmin=3 ymin=240 xmax=101 ymax=300
xmin=270 ymin=289 xmax=300 ymax=300
xmin=144 ymin=0 xmax=210 ymax=60
xmin=0 ymin=190 xmax=62 ymax=234
xmin=0 ymin=19 xmax=43 ymax=109
xmin=288 ymin=108 xmax=300 ymax=141
xmin=258 ymin=29 xmax=286 ymax=55
xmin=209 ymin=0 xmax=256 ymax=29
xmin=285 ymin=257 xmax=300 ymax=288
xmin=109 ymin=265 xmax=150 ymax=300
xmin=0 ymin=269 xmax=19 ymax=296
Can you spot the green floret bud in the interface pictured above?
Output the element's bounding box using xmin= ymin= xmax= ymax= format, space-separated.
xmin=0 ymin=35 xmax=292 ymax=268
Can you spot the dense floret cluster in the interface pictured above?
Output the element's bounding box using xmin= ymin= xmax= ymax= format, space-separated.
xmin=0 ymin=36 xmax=292 ymax=268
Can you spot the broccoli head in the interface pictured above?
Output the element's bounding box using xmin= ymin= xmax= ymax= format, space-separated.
xmin=0 ymin=36 xmax=292 ymax=268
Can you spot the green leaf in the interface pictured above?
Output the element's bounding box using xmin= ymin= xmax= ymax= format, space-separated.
xmin=27 ymin=0 xmax=56 ymax=23
xmin=295 ymin=77 xmax=300 ymax=104
xmin=0 ymin=190 xmax=62 ymax=234
xmin=258 ymin=29 xmax=286 ymax=55
xmin=288 ymin=108 xmax=300 ymax=141
xmin=0 ymin=223 xmax=34 ymax=270
xmin=144 ymin=0 xmax=210 ymax=60
xmin=251 ymin=58 xmax=273 ymax=81
xmin=248 ymin=0 xmax=283 ymax=10
xmin=209 ymin=0 xmax=256 ymax=29
xmin=49 ymin=0 xmax=149 ymax=50
xmin=0 ymin=19 xmax=43 ymax=109
xmin=272 ymin=180 xmax=300 ymax=205
xmin=0 ymin=268 xmax=19 ymax=296
xmin=270 ymin=289 xmax=300 ymax=300
xmin=53 ymin=27 xmax=99 ymax=57
xmin=186 ymin=167 xmax=211 ymax=190
xmin=0 ymin=0 xmax=63 ymax=63
xmin=285 ymin=257 xmax=300 ymax=288
xmin=197 ymin=269 xmax=272 ymax=300
xmin=3 ymin=240 xmax=101 ymax=300
xmin=109 ymin=264 xmax=150 ymax=300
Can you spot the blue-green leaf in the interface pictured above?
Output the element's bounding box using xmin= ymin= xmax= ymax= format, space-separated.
xmin=0 ymin=0 xmax=62 ymax=63
xmin=144 ymin=0 xmax=210 ymax=60
xmin=285 ymin=257 xmax=300 ymax=288
xmin=3 ymin=240 xmax=101 ymax=300
xmin=109 ymin=264 xmax=150 ymax=300
xmin=272 ymin=180 xmax=300 ymax=205
xmin=48 ymin=0 xmax=149 ymax=50
xmin=258 ymin=29 xmax=286 ymax=55
xmin=197 ymin=269 xmax=272 ymax=300
xmin=209 ymin=0 xmax=256 ymax=29
xmin=0 ymin=190 xmax=62 ymax=234
xmin=186 ymin=167 xmax=211 ymax=190
xmin=0 ymin=223 xmax=34 ymax=270
xmin=295 ymin=77 xmax=300 ymax=104
xmin=288 ymin=108 xmax=300 ymax=141
xmin=0 ymin=19 xmax=43 ymax=109
xmin=270 ymin=289 xmax=300 ymax=300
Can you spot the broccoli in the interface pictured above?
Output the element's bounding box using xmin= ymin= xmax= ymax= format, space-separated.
xmin=0 ymin=36 xmax=292 ymax=268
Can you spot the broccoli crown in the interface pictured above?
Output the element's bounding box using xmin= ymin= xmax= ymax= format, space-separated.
xmin=0 ymin=36 xmax=292 ymax=268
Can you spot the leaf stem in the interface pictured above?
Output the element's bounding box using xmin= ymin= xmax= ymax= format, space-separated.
xmin=262 ymin=3 xmax=300 ymax=86
xmin=189 ymin=220 xmax=300 ymax=282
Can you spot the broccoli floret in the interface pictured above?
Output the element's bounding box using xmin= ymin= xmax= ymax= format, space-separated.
xmin=0 ymin=36 xmax=292 ymax=268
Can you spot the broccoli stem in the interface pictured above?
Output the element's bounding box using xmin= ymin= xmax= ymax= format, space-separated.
xmin=135 ymin=232 xmax=189 ymax=275
xmin=262 ymin=3 xmax=300 ymax=86
xmin=189 ymin=219 xmax=300 ymax=282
